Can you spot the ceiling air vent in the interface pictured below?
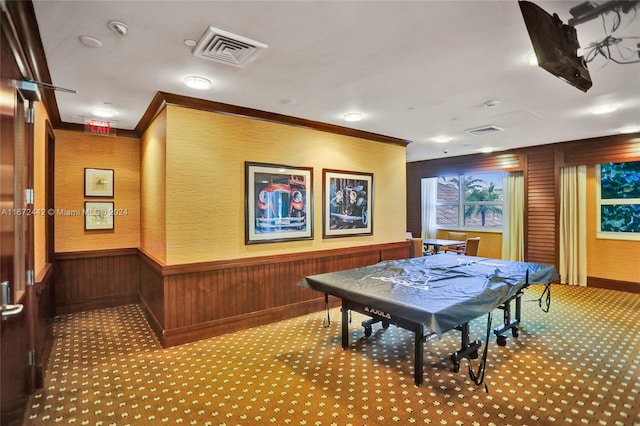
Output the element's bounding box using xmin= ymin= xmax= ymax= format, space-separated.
xmin=465 ymin=124 xmax=505 ymax=136
xmin=191 ymin=26 xmax=268 ymax=68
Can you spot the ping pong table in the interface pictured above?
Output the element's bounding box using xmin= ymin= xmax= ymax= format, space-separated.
xmin=297 ymin=253 xmax=558 ymax=386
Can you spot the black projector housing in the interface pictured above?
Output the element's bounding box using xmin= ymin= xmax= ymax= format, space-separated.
xmin=519 ymin=0 xmax=593 ymax=92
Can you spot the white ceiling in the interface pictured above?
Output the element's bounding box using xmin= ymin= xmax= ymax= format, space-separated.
xmin=32 ymin=0 xmax=640 ymax=162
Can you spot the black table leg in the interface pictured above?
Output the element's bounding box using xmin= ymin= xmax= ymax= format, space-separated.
xmin=338 ymin=299 xmax=426 ymax=386
xmin=414 ymin=325 xmax=424 ymax=386
xmin=494 ymin=289 xmax=525 ymax=346
xmin=324 ymin=293 xmax=331 ymax=326
xmin=450 ymin=322 xmax=481 ymax=372
xmin=341 ymin=299 xmax=349 ymax=349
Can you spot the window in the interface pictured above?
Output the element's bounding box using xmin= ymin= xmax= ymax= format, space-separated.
xmin=596 ymin=161 xmax=640 ymax=240
xmin=436 ymin=172 xmax=504 ymax=229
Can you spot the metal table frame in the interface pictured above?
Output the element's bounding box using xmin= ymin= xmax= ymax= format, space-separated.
xmin=302 ymin=256 xmax=557 ymax=387
xmin=340 ymin=298 xmax=483 ymax=386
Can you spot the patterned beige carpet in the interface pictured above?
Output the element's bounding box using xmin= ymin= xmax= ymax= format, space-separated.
xmin=23 ymin=284 xmax=640 ymax=425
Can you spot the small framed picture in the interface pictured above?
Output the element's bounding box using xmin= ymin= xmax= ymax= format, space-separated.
xmin=84 ymin=168 xmax=114 ymax=197
xmin=245 ymin=162 xmax=313 ymax=244
xmin=84 ymin=201 xmax=114 ymax=230
xmin=323 ymin=169 xmax=373 ymax=238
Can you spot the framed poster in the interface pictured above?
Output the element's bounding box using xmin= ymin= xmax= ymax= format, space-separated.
xmin=596 ymin=161 xmax=640 ymax=240
xmin=84 ymin=168 xmax=114 ymax=197
xmin=323 ymin=169 xmax=373 ymax=238
xmin=245 ymin=162 xmax=313 ymax=244
xmin=84 ymin=201 xmax=114 ymax=230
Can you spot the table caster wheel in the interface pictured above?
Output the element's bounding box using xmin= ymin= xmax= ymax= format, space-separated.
xmin=450 ymin=354 xmax=460 ymax=372
xmin=496 ymin=335 xmax=507 ymax=346
xmin=382 ymin=321 xmax=390 ymax=329
xmin=511 ymin=327 xmax=519 ymax=338
xmin=364 ymin=325 xmax=372 ymax=337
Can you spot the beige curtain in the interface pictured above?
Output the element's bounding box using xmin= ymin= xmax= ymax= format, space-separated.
xmin=559 ymin=166 xmax=587 ymax=286
xmin=421 ymin=178 xmax=437 ymax=239
xmin=502 ymin=172 xmax=524 ymax=261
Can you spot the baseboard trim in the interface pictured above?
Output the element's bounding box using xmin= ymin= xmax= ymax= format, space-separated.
xmin=587 ymin=276 xmax=640 ymax=294
xmin=138 ymin=292 xmax=166 ymax=346
xmin=157 ymin=297 xmax=340 ymax=348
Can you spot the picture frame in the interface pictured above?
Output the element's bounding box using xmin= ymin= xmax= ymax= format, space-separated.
xmin=84 ymin=201 xmax=114 ymax=230
xmin=323 ymin=169 xmax=373 ymax=238
xmin=84 ymin=168 xmax=114 ymax=197
xmin=245 ymin=162 xmax=313 ymax=244
xmin=596 ymin=161 xmax=640 ymax=241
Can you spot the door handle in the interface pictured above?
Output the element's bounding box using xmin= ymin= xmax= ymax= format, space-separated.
xmin=1 ymin=281 xmax=23 ymax=320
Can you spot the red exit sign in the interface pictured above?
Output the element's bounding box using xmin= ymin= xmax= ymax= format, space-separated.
xmin=84 ymin=119 xmax=116 ymax=136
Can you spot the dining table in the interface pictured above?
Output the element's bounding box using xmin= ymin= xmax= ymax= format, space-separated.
xmin=422 ymin=238 xmax=465 ymax=254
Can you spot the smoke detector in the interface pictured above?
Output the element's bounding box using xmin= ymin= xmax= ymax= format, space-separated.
xmin=108 ymin=20 xmax=129 ymax=36
xmin=191 ymin=26 xmax=268 ymax=68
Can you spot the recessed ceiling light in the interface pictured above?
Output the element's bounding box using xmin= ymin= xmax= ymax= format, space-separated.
xmin=79 ymin=35 xmax=102 ymax=48
xmin=184 ymin=76 xmax=212 ymax=90
xmin=92 ymin=108 xmax=116 ymax=118
xmin=591 ymin=105 xmax=618 ymax=115
xmin=343 ymin=112 xmax=363 ymax=122
xmin=432 ymin=136 xmax=451 ymax=144
xmin=184 ymin=39 xmax=197 ymax=47
xmin=483 ymin=100 xmax=500 ymax=109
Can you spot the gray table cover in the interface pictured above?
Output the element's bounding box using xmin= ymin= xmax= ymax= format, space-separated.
xmin=298 ymin=254 xmax=558 ymax=335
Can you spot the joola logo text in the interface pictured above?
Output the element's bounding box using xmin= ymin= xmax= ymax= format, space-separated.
xmin=364 ymin=306 xmax=391 ymax=319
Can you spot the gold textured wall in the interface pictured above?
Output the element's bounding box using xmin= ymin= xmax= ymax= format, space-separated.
xmin=140 ymin=110 xmax=167 ymax=263
xmin=33 ymin=102 xmax=49 ymax=275
xmin=159 ymin=105 xmax=406 ymax=265
xmin=586 ymin=165 xmax=640 ymax=283
xmin=54 ymin=130 xmax=140 ymax=252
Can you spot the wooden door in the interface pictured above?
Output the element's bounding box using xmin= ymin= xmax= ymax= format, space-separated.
xmin=1 ymin=27 xmax=34 ymax=425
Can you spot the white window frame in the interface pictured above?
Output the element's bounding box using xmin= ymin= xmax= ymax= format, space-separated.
xmin=436 ymin=173 xmax=504 ymax=232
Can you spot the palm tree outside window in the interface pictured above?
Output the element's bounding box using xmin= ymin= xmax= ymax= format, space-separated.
xmin=436 ymin=172 xmax=504 ymax=229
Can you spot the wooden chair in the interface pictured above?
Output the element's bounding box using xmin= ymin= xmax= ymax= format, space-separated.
xmin=444 ymin=231 xmax=467 ymax=253
xmin=446 ymin=237 xmax=480 ymax=256
xmin=407 ymin=238 xmax=425 ymax=258
xmin=447 ymin=231 xmax=467 ymax=241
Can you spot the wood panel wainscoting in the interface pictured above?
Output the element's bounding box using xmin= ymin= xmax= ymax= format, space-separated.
xmin=53 ymin=248 xmax=140 ymax=315
xmin=138 ymin=241 xmax=410 ymax=347
xmin=588 ymin=276 xmax=640 ymax=294
xmin=34 ymin=263 xmax=55 ymax=387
